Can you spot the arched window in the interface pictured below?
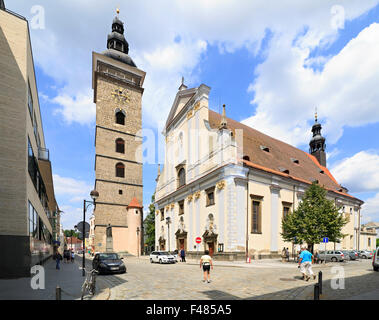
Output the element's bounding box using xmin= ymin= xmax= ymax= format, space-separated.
xmin=116 ymin=110 xmax=125 ymax=125
xmin=116 ymin=138 xmax=125 ymax=153
xmin=178 ymin=168 xmax=186 ymax=188
xmin=116 ymin=162 xmax=125 ymax=178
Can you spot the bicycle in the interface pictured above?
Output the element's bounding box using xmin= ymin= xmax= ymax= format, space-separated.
xmin=81 ymin=268 xmax=99 ymax=300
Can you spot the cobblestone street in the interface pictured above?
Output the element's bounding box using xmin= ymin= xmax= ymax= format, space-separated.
xmin=94 ymin=257 xmax=379 ymax=300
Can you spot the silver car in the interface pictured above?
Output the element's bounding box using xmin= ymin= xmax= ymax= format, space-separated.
xmin=358 ymin=250 xmax=373 ymax=259
xmin=319 ymin=250 xmax=346 ymax=262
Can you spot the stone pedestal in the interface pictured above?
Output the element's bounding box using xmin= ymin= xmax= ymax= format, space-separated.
xmin=106 ymin=237 xmax=113 ymax=253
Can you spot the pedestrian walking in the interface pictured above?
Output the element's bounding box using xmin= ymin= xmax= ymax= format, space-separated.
xmin=63 ymin=250 xmax=68 ymax=263
xmin=286 ymin=248 xmax=290 ymax=262
xmin=180 ymin=248 xmax=186 ymax=262
xmin=55 ymin=252 xmax=63 ymax=270
xmin=298 ymin=246 xmax=316 ymax=281
xmin=200 ymin=250 xmax=213 ymax=283
xmin=71 ymin=251 xmax=75 ymax=263
xmin=281 ymin=247 xmax=286 ymax=262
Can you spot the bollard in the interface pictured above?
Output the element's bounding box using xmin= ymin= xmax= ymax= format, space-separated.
xmin=314 ymin=283 xmax=320 ymax=300
xmin=318 ymin=271 xmax=323 ymax=295
xmin=56 ymin=286 xmax=61 ymax=300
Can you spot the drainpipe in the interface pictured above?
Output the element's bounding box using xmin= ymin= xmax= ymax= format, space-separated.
xmin=358 ymin=207 xmax=361 ymax=251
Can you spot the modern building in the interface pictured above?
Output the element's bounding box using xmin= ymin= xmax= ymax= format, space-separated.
xmin=0 ymin=2 xmax=60 ymax=277
xmin=154 ymin=82 xmax=364 ymax=260
xmin=92 ymin=11 xmax=144 ymax=256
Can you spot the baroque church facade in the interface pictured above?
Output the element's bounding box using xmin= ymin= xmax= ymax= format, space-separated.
xmin=91 ymin=12 xmax=144 ymax=256
xmin=154 ymin=82 xmax=364 ymax=260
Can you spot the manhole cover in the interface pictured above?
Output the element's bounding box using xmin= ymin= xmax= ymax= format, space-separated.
xmin=279 ymin=278 xmax=297 ymax=281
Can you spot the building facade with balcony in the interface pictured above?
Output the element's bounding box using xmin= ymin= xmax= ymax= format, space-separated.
xmin=0 ymin=3 xmax=60 ymax=277
xmin=154 ymin=81 xmax=364 ymax=260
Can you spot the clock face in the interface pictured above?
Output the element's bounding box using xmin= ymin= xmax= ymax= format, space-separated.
xmin=111 ymin=87 xmax=130 ymax=102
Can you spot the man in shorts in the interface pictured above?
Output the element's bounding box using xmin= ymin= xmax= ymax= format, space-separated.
xmin=200 ymin=250 xmax=213 ymax=283
xmin=298 ymin=246 xmax=316 ymax=281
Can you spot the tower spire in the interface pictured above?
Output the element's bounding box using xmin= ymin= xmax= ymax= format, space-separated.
xmin=309 ymin=110 xmax=326 ymax=167
xmin=178 ymin=76 xmax=187 ymax=91
xmin=219 ymin=104 xmax=227 ymax=130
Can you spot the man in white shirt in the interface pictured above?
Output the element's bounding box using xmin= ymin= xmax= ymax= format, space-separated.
xmin=200 ymin=250 xmax=213 ymax=283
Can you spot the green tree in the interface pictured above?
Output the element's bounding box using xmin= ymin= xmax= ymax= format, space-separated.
xmin=281 ymin=182 xmax=348 ymax=253
xmin=144 ymin=194 xmax=156 ymax=251
xmin=64 ymin=229 xmax=79 ymax=238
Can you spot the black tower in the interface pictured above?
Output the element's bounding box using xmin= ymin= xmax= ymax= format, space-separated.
xmin=101 ymin=11 xmax=136 ymax=67
xmin=309 ymin=111 xmax=326 ymax=167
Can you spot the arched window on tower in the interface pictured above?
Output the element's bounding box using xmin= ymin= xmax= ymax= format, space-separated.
xmin=116 ymin=138 xmax=125 ymax=153
xmin=116 ymin=162 xmax=125 ymax=178
xmin=116 ymin=110 xmax=125 ymax=125
xmin=178 ymin=167 xmax=186 ymax=188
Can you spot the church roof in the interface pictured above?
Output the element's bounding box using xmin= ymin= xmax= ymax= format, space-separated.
xmin=127 ymin=197 xmax=143 ymax=209
xmin=208 ymin=110 xmax=360 ymax=201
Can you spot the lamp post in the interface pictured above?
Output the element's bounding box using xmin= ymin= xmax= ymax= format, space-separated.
xmin=166 ymin=217 xmax=171 ymax=252
xmin=81 ymin=190 xmax=99 ymax=276
xmin=136 ymin=227 xmax=140 ymax=258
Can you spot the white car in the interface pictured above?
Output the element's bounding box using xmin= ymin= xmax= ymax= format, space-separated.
xmin=150 ymin=251 xmax=177 ymax=264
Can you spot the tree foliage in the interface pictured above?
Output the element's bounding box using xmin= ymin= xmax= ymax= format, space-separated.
xmin=144 ymin=194 xmax=156 ymax=249
xmin=64 ymin=229 xmax=79 ymax=238
xmin=281 ymin=182 xmax=348 ymax=251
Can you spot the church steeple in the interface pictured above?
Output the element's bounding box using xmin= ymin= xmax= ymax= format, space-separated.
xmin=102 ymin=9 xmax=136 ymax=67
xmin=309 ymin=109 xmax=326 ymax=167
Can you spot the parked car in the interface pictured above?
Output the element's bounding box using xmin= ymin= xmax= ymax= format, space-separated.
xmin=373 ymin=248 xmax=379 ymax=272
xmin=349 ymin=250 xmax=359 ymax=260
xmin=149 ymin=251 xmax=177 ymax=264
xmin=358 ymin=250 xmax=373 ymax=259
xmin=318 ymin=250 xmax=346 ymax=262
xmin=92 ymin=252 xmax=126 ymax=274
xmin=342 ymin=250 xmax=357 ymax=261
xmin=169 ymin=251 xmax=179 ymax=263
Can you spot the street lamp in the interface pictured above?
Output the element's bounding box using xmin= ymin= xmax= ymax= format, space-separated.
xmin=166 ymin=217 xmax=171 ymax=252
xmin=81 ymin=189 xmax=99 ymax=276
xmin=136 ymin=227 xmax=140 ymax=258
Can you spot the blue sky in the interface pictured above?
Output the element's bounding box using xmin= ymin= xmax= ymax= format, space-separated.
xmin=6 ymin=1 xmax=379 ymax=229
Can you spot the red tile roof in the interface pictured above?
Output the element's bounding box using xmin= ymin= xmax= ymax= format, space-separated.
xmin=208 ymin=109 xmax=360 ymax=202
xmin=128 ymin=197 xmax=143 ymax=209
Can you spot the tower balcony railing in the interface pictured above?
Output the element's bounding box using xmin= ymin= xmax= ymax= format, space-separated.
xmin=38 ymin=148 xmax=50 ymax=161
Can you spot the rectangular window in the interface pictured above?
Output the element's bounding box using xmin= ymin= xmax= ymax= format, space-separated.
xmin=282 ymin=202 xmax=292 ymax=220
xmin=160 ymin=209 xmax=164 ymax=221
xmin=28 ymin=81 xmax=33 ymax=119
xmin=251 ymin=200 xmax=261 ymax=233
xmin=206 ymin=187 xmax=215 ymax=207
xmin=178 ymin=200 xmax=184 ymax=215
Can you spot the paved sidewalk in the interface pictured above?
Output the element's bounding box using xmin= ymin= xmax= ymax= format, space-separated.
xmin=0 ymin=255 xmax=95 ymax=300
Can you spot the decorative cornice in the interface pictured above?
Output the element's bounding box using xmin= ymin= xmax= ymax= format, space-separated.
xmin=270 ymin=184 xmax=282 ymax=192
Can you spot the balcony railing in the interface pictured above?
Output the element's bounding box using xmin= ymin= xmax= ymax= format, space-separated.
xmin=38 ymin=148 xmax=49 ymax=161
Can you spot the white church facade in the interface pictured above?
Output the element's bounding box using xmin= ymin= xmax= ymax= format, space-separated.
xmin=154 ymin=81 xmax=364 ymax=260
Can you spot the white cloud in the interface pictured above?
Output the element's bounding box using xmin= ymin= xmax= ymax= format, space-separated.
xmin=242 ymin=22 xmax=379 ymax=147
xmin=330 ymin=151 xmax=379 ymax=194
xmin=6 ymin=0 xmax=379 ymax=128
xmin=361 ymin=193 xmax=379 ymax=223
xmin=53 ymin=174 xmax=93 ymax=201
xmin=52 ymin=90 xmax=95 ymax=125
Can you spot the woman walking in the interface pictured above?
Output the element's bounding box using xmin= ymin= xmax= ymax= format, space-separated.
xmin=200 ymin=250 xmax=213 ymax=283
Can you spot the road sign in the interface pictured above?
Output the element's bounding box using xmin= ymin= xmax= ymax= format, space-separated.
xmin=78 ymin=231 xmax=89 ymax=240
xmin=323 ymin=237 xmax=329 ymax=243
xmin=76 ymin=221 xmax=90 ymax=234
xmin=195 ymin=237 xmax=202 ymax=244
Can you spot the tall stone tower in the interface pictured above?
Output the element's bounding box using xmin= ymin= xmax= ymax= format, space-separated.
xmin=309 ymin=111 xmax=326 ymax=167
xmin=92 ymin=10 xmax=144 ymax=256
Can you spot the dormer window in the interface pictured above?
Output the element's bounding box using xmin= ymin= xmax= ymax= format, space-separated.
xmin=260 ymin=145 xmax=270 ymax=153
xmin=243 ymin=156 xmax=250 ymax=161
xmin=291 ymin=158 xmax=299 ymax=164
xmin=279 ymin=167 xmax=289 ymax=174
xmin=319 ymin=170 xmax=325 ymax=174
